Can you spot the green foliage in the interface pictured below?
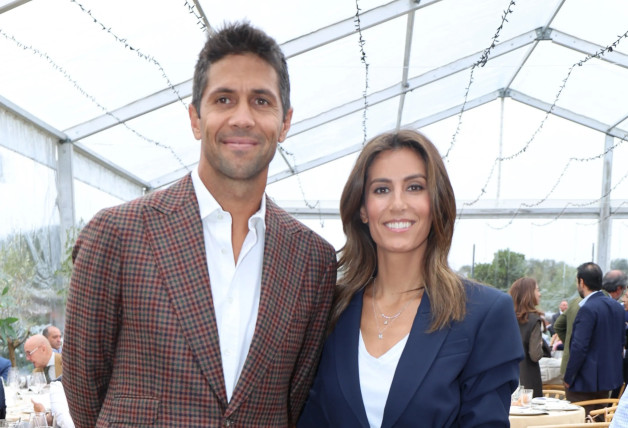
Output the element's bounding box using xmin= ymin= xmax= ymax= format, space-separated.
xmin=467 ymin=249 xmax=527 ymax=291
xmin=0 ymin=285 xmax=19 ymax=343
xmin=458 ymin=251 xmax=627 ymax=315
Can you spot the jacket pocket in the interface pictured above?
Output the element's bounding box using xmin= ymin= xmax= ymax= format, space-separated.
xmin=108 ymin=395 xmax=160 ymax=424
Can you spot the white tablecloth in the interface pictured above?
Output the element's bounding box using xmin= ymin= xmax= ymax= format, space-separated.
xmin=509 ymin=406 xmax=585 ymax=428
xmin=4 ymin=386 xmax=50 ymax=422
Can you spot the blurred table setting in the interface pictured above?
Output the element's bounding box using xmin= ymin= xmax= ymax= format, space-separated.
xmin=2 ymin=368 xmax=50 ymax=427
xmin=509 ymin=388 xmax=585 ymax=428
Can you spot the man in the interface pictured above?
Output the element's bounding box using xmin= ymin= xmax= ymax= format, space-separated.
xmin=24 ymin=334 xmax=62 ymax=382
xmin=602 ymin=269 xmax=628 ymax=301
xmin=63 ymin=22 xmax=337 ymax=427
xmin=548 ymin=299 xmax=568 ymax=336
xmin=563 ymin=263 xmax=624 ymax=411
xmin=42 ymin=325 xmax=62 ymax=353
xmin=554 ymin=295 xmax=582 ymax=375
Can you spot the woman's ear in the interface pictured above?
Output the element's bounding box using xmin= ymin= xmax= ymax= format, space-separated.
xmin=360 ymin=206 xmax=368 ymax=223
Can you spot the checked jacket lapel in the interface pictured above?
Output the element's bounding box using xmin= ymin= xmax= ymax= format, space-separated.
xmin=144 ymin=175 xmax=229 ymax=409
xmin=226 ymin=197 xmax=307 ymax=413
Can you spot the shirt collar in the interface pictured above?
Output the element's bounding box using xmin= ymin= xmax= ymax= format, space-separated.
xmin=579 ymin=290 xmax=601 ymax=307
xmin=191 ymin=169 xmax=266 ymax=227
xmin=47 ymin=352 xmax=55 ymax=367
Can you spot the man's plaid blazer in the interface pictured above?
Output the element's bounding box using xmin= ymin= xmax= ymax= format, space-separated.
xmin=63 ymin=174 xmax=337 ymax=427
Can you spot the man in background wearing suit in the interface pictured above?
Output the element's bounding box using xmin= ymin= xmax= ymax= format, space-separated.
xmin=554 ymin=295 xmax=582 ymax=375
xmin=64 ymin=22 xmax=337 ymax=427
xmin=602 ymin=269 xmax=627 ymax=302
xmin=564 ymin=263 xmax=625 ymax=413
xmin=24 ymin=334 xmax=62 ymax=382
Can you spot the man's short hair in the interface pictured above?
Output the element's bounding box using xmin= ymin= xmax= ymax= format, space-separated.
xmin=577 ymin=262 xmax=603 ymax=291
xmin=191 ymin=21 xmax=291 ymax=120
xmin=602 ymin=270 xmax=628 ymax=293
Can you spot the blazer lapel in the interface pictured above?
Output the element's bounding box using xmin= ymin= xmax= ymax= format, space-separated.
xmin=145 ymin=175 xmax=228 ymax=408
xmin=335 ymin=291 xmax=371 ymax=427
xmin=227 ymin=198 xmax=306 ymax=411
xmin=382 ymin=292 xmax=449 ymax=428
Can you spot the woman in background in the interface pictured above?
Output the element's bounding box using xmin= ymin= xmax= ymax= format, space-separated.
xmin=298 ymin=130 xmax=523 ymax=427
xmin=509 ymin=277 xmax=544 ymax=397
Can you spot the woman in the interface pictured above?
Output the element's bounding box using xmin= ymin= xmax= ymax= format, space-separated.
xmin=298 ymin=130 xmax=524 ymax=427
xmin=509 ymin=277 xmax=544 ymax=398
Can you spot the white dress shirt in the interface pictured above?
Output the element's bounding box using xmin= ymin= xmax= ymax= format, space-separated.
xmin=192 ymin=170 xmax=265 ymax=402
xmin=46 ymin=353 xmax=57 ymax=380
xmin=50 ymin=380 xmax=75 ymax=428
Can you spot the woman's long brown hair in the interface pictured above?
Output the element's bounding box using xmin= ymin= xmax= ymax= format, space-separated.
xmin=331 ymin=129 xmax=466 ymax=332
xmin=509 ymin=277 xmax=544 ymax=323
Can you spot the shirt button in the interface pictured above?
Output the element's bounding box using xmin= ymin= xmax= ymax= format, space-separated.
xmin=221 ymin=248 xmax=227 ymax=255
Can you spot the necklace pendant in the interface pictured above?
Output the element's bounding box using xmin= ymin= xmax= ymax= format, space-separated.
xmin=378 ymin=333 xmax=383 ymax=339
xmin=383 ymin=320 xmax=388 ymax=325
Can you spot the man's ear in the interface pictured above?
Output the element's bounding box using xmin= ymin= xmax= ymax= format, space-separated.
xmin=189 ymin=104 xmax=202 ymax=140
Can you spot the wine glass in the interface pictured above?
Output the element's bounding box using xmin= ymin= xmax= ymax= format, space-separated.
xmin=29 ymin=412 xmax=48 ymax=428
xmin=29 ymin=372 xmax=46 ymax=395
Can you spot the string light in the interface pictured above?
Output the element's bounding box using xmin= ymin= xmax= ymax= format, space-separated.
xmin=0 ymin=28 xmax=188 ymax=170
xmin=444 ymin=0 xmax=517 ymax=160
xmin=484 ymin=135 xmax=628 ymax=229
xmin=183 ymin=0 xmax=209 ymax=33
xmin=69 ymin=0 xmax=188 ymax=111
xmin=355 ymin=0 xmax=370 ymax=146
xmin=463 ymin=29 xmax=628 ymax=227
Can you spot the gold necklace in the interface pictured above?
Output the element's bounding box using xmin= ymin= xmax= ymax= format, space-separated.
xmin=371 ymin=277 xmax=423 ymax=340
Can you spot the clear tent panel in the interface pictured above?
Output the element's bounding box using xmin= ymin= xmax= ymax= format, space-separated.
xmin=1 ymin=0 xmax=628 ymax=328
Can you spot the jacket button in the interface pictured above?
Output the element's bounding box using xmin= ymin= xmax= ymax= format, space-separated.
xmin=224 ymin=418 xmax=232 ymax=427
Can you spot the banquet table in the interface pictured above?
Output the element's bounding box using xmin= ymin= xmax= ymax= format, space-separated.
xmin=509 ymin=405 xmax=585 ymax=428
xmin=3 ymin=385 xmax=50 ymax=423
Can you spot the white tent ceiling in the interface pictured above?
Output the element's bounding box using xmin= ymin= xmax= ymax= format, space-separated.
xmin=1 ymin=0 xmax=628 ymax=268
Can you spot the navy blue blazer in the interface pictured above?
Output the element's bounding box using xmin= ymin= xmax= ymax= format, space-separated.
xmin=298 ymin=280 xmax=523 ymax=427
xmin=0 ymin=357 xmax=10 ymax=382
xmin=564 ymin=291 xmax=625 ymax=392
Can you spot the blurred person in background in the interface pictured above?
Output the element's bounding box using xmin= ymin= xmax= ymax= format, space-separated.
xmin=24 ymin=334 xmax=62 ymax=382
xmin=509 ymin=277 xmax=544 ymax=397
xmin=42 ymin=325 xmax=62 ymax=354
xmin=564 ymin=263 xmax=624 ymax=412
xmin=602 ymin=270 xmax=627 ymax=302
xmin=0 ymin=355 xmax=11 ymax=382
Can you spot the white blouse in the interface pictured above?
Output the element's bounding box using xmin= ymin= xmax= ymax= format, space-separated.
xmin=358 ymin=330 xmax=409 ymax=428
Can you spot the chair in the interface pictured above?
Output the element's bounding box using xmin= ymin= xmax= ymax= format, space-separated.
xmin=588 ymin=404 xmax=618 ymax=422
xmin=533 ymin=423 xmax=610 ymax=428
xmin=571 ymin=398 xmax=619 ymax=422
xmin=542 ymin=389 xmax=567 ymax=399
xmin=543 ymin=383 xmax=566 ymax=391
xmin=571 ymin=398 xmax=619 ymax=407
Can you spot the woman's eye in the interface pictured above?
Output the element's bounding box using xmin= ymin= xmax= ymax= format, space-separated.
xmin=408 ymin=184 xmax=424 ymax=191
xmin=373 ymin=187 xmax=389 ymax=194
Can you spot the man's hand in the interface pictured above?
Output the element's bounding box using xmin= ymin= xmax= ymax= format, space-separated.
xmin=31 ymin=398 xmax=45 ymax=413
